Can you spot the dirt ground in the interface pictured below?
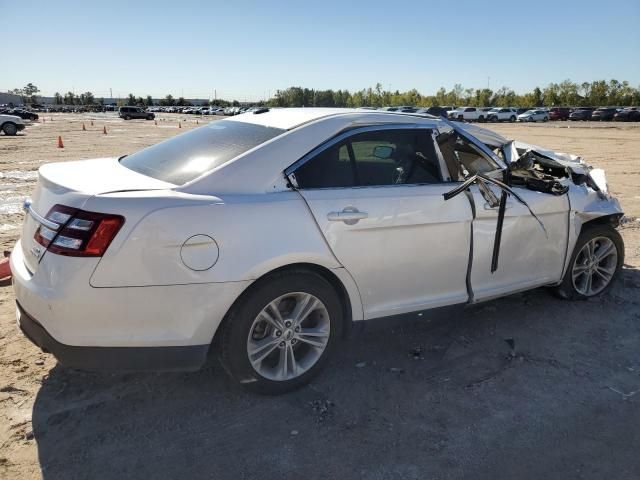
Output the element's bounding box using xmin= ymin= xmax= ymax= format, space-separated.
xmin=1 ymin=114 xmax=639 ymax=479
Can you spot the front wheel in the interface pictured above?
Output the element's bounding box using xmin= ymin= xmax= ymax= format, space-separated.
xmin=2 ymin=123 xmax=18 ymax=135
xmin=543 ymin=116 xmax=549 ymax=122
xmin=219 ymin=270 xmax=343 ymax=394
xmin=555 ymin=225 xmax=624 ymax=300
xmin=509 ymin=115 xmax=516 ymax=122
xmin=124 ymin=115 xmax=131 ymax=120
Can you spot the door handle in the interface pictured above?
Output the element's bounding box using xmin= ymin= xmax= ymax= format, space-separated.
xmin=327 ymin=207 xmax=368 ymax=224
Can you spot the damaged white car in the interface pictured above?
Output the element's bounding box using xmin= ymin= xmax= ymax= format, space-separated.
xmin=12 ymin=108 xmax=624 ymax=394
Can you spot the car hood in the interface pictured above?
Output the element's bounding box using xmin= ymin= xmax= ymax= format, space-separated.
xmin=0 ymin=114 xmax=24 ymax=123
xmin=503 ymin=140 xmax=609 ymax=192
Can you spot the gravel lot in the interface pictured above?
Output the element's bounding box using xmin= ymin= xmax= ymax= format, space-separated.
xmin=1 ymin=114 xmax=639 ymax=479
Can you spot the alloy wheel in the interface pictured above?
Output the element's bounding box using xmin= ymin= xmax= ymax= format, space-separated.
xmin=246 ymin=292 xmax=330 ymax=381
xmin=572 ymin=236 xmax=618 ymax=296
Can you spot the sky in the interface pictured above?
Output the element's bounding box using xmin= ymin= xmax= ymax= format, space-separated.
xmin=1 ymin=0 xmax=639 ymax=101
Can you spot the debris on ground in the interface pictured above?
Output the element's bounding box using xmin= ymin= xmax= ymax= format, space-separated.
xmin=607 ymin=386 xmax=639 ymax=400
xmin=409 ymin=346 xmax=424 ymax=360
xmin=309 ymin=399 xmax=334 ymax=424
xmin=355 ymin=362 xmax=366 ymax=368
xmin=504 ymin=338 xmax=516 ymax=359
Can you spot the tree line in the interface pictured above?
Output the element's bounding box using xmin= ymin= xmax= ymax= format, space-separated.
xmin=8 ymin=79 xmax=640 ymax=109
xmin=268 ymin=80 xmax=640 ymax=108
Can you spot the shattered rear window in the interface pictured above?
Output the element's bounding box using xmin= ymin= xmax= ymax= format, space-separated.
xmin=120 ymin=120 xmax=285 ymax=185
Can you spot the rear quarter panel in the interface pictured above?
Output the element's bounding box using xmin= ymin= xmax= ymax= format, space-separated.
xmin=89 ymin=191 xmax=343 ymax=286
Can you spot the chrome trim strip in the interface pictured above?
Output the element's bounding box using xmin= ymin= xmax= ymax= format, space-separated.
xmin=27 ymin=206 xmax=60 ymax=231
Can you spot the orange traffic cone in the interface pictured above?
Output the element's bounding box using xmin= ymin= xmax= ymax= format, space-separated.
xmin=82 ymin=123 xmax=86 ymax=131
xmin=0 ymin=256 xmax=11 ymax=280
xmin=91 ymin=120 xmax=94 ymax=126
xmin=57 ymin=136 xmax=64 ymax=148
xmin=103 ymin=126 xmax=108 ymax=135
xmin=178 ymin=122 xmax=182 ymax=128
xmin=196 ymin=120 xmax=199 ymax=124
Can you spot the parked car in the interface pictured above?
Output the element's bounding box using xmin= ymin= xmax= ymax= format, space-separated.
xmin=549 ymin=107 xmax=571 ymax=121
xmin=487 ymin=108 xmax=518 ymax=122
xmin=591 ymin=107 xmax=618 ymax=121
xmin=448 ymin=107 xmax=487 ymax=122
xmin=119 ymin=106 xmax=155 ymax=120
xmin=517 ymin=109 xmax=549 ymax=122
xmin=569 ymin=108 xmax=595 ymax=121
xmin=415 ymin=106 xmax=451 ymax=117
xmin=13 ymin=108 xmax=624 ymax=394
xmin=613 ymin=107 xmax=640 ymax=122
xmin=2 ymin=108 xmax=39 ymax=121
xmin=0 ymin=113 xmax=26 ymax=135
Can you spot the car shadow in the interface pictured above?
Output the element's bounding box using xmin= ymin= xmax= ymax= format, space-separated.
xmin=30 ymin=264 xmax=640 ymax=479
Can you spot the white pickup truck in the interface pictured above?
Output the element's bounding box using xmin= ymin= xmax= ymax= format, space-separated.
xmin=487 ymin=107 xmax=518 ymax=122
xmin=447 ymin=107 xmax=487 ymax=122
xmin=0 ymin=114 xmax=26 ymax=135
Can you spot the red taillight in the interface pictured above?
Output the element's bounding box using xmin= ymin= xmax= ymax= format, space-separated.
xmin=34 ymin=204 xmax=124 ymax=257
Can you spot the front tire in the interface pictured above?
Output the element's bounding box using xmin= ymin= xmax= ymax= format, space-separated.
xmin=219 ymin=269 xmax=343 ymax=394
xmin=2 ymin=123 xmax=18 ymax=135
xmin=509 ymin=115 xmax=516 ymax=122
xmin=555 ymin=225 xmax=624 ymax=300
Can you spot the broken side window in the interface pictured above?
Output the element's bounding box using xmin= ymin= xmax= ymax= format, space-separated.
xmin=435 ymin=131 xmax=501 ymax=181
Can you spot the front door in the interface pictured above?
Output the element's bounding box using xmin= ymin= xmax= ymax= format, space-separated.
xmin=433 ymin=126 xmax=570 ymax=301
xmin=468 ymin=184 xmax=569 ymax=300
xmin=289 ymin=125 xmax=473 ymax=319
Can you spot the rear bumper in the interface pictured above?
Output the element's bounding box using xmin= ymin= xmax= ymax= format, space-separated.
xmin=11 ymin=239 xmax=250 ymax=364
xmin=17 ymin=302 xmax=208 ymax=371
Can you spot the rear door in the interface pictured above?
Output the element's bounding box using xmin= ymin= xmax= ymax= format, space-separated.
xmin=288 ymin=125 xmax=473 ymax=319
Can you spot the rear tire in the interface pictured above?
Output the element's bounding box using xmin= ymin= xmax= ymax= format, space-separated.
xmin=510 ymin=115 xmax=516 ymax=122
xmin=555 ymin=225 xmax=624 ymax=300
xmin=219 ymin=269 xmax=344 ymax=395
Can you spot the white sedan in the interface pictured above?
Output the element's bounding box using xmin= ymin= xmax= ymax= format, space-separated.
xmin=517 ymin=109 xmax=549 ymax=122
xmin=13 ymin=108 xmax=623 ymax=394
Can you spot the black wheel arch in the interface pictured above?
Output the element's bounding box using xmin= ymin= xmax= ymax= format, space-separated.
xmin=211 ymin=263 xmax=354 ymax=352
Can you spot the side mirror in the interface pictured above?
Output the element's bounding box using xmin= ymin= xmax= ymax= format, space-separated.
xmin=373 ymin=145 xmax=394 ymax=159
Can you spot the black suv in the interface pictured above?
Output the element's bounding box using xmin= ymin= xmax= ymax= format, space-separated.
xmin=119 ymin=106 xmax=154 ymax=120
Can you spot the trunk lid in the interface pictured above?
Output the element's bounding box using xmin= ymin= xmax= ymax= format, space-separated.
xmin=21 ymin=157 xmax=173 ymax=273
